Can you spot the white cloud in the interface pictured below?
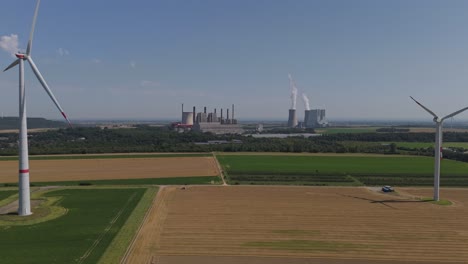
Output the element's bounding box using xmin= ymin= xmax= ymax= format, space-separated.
xmin=57 ymin=48 xmax=70 ymax=56
xmin=92 ymin=58 xmax=102 ymax=64
xmin=130 ymin=61 xmax=136 ymax=69
xmin=0 ymin=34 xmax=19 ymax=57
xmin=140 ymin=80 xmax=160 ymax=88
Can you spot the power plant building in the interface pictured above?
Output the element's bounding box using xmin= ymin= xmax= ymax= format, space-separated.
xmin=304 ymin=109 xmax=328 ymax=128
xmin=174 ymin=104 xmax=244 ymax=134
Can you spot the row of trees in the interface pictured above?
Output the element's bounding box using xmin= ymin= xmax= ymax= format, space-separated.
xmin=0 ymin=127 xmax=468 ymax=163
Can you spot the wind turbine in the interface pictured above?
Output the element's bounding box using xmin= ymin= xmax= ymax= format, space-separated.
xmin=410 ymin=96 xmax=468 ymax=201
xmin=3 ymin=0 xmax=71 ymax=216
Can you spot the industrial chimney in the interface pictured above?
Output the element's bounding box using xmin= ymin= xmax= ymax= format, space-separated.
xmin=193 ymin=106 xmax=196 ymax=123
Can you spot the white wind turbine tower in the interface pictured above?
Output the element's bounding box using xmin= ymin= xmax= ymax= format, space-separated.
xmin=410 ymin=96 xmax=468 ymax=201
xmin=3 ymin=0 xmax=71 ymax=216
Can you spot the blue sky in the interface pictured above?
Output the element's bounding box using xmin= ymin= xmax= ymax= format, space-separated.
xmin=2 ymin=0 xmax=468 ymax=121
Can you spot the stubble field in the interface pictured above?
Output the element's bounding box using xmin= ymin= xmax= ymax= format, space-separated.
xmin=0 ymin=156 xmax=219 ymax=183
xmin=126 ymin=186 xmax=468 ymax=264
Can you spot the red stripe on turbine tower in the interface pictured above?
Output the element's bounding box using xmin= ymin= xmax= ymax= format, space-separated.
xmin=19 ymin=169 xmax=30 ymax=173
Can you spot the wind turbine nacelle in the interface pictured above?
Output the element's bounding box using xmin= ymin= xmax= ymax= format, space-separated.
xmin=433 ymin=117 xmax=441 ymax=123
xmin=15 ymin=53 xmax=26 ymax=59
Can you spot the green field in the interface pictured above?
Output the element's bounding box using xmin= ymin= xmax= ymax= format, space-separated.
xmin=315 ymin=127 xmax=379 ymax=134
xmin=389 ymin=142 xmax=468 ymax=149
xmin=218 ymin=154 xmax=468 ymax=186
xmin=0 ymin=190 xmax=16 ymax=201
xmin=0 ymin=188 xmax=145 ymax=264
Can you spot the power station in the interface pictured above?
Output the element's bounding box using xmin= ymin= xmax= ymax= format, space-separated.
xmin=304 ymin=109 xmax=328 ymax=128
xmin=173 ymin=104 xmax=244 ymax=134
xmin=287 ymin=74 xmax=328 ymax=128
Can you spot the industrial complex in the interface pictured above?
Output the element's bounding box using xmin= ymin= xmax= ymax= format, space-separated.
xmin=287 ymin=74 xmax=328 ymax=128
xmin=173 ymin=104 xmax=244 ymax=134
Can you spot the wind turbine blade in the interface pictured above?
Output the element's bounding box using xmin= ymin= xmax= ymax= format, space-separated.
xmin=26 ymin=0 xmax=41 ymax=56
xmin=410 ymin=96 xmax=438 ymax=119
xmin=3 ymin=59 xmax=20 ymax=72
xmin=442 ymin=107 xmax=468 ymax=121
xmin=26 ymin=57 xmax=72 ymax=127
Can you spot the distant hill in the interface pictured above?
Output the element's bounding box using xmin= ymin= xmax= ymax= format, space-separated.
xmin=0 ymin=117 xmax=66 ymax=130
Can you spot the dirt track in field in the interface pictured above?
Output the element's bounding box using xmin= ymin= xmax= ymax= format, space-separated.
xmin=126 ymin=186 xmax=468 ymax=264
xmin=0 ymin=157 xmax=219 ymax=183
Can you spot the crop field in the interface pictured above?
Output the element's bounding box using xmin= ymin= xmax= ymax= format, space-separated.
xmin=409 ymin=127 xmax=468 ymax=133
xmin=125 ymin=186 xmax=468 ymax=264
xmin=0 ymin=153 xmax=212 ymax=161
xmin=0 ymin=190 xmax=16 ymax=201
xmin=389 ymin=141 xmax=468 ymax=149
xmin=0 ymin=156 xmax=220 ymax=183
xmin=217 ymin=154 xmax=468 ymax=186
xmin=0 ymin=188 xmax=146 ymax=264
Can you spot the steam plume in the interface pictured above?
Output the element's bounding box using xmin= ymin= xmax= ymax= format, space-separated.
xmin=302 ymin=93 xmax=310 ymax=110
xmin=288 ymin=73 xmax=298 ymax=109
xmin=0 ymin=34 xmax=19 ymax=57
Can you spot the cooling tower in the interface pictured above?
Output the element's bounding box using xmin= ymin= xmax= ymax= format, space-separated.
xmin=288 ymin=109 xmax=298 ymax=127
xmin=182 ymin=112 xmax=194 ymax=125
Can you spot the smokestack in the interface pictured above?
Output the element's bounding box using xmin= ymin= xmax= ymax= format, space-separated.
xmin=193 ymin=106 xmax=196 ymax=123
xmin=204 ymin=107 xmax=207 ymax=114
xmin=221 ymin=108 xmax=223 ymax=119
xmin=227 ymin=108 xmax=230 ymax=120
xmin=232 ymin=104 xmax=235 ymax=120
xmin=214 ymin=108 xmax=217 ymax=114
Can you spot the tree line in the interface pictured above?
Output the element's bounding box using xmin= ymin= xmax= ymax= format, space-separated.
xmin=0 ymin=127 xmax=467 ymax=163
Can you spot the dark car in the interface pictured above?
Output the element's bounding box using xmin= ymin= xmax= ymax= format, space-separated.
xmin=382 ymin=186 xmax=394 ymax=192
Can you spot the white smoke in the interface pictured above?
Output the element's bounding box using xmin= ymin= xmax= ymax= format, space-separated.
xmin=302 ymin=93 xmax=310 ymax=110
xmin=57 ymin=48 xmax=70 ymax=56
xmin=0 ymin=34 xmax=19 ymax=57
xmin=288 ymin=73 xmax=298 ymax=109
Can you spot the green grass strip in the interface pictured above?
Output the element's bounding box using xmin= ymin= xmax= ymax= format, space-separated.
xmin=98 ymin=187 xmax=158 ymax=264
xmin=0 ymin=190 xmax=16 ymax=203
xmin=23 ymin=176 xmax=221 ymax=187
xmin=0 ymin=192 xmax=19 ymax=208
xmin=420 ymin=197 xmax=453 ymax=206
xmin=0 ymin=153 xmax=211 ymax=161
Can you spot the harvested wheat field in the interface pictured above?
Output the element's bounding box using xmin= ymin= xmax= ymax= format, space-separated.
xmin=0 ymin=157 xmax=219 ymax=183
xmin=126 ymin=186 xmax=468 ymax=264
